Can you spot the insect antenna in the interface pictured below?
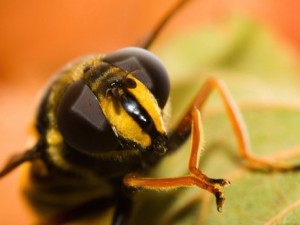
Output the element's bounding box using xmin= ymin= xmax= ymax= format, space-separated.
xmin=140 ymin=0 xmax=191 ymax=50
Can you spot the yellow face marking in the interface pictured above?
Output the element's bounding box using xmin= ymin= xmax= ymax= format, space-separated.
xmin=126 ymin=74 xmax=166 ymax=135
xmin=99 ymin=74 xmax=165 ymax=148
xmin=100 ymin=94 xmax=152 ymax=148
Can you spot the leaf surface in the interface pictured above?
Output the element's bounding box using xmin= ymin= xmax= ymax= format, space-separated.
xmin=130 ymin=15 xmax=300 ymax=225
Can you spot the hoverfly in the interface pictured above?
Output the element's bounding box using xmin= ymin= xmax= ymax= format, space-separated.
xmin=1 ymin=0 xmax=299 ymax=224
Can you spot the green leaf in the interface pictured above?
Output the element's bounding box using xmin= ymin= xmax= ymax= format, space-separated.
xmin=129 ymin=15 xmax=300 ymax=225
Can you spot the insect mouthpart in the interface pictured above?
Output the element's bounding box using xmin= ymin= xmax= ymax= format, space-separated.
xmin=150 ymin=134 xmax=168 ymax=155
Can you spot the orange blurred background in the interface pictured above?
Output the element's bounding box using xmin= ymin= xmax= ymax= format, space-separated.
xmin=0 ymin=0 xmax=300 ymax=224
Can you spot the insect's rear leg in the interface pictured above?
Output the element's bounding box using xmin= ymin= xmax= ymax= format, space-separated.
xmin=168 ymin=77 xmax=300 ymax=171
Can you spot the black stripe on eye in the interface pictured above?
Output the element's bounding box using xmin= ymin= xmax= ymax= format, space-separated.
xmin=120 ymin=92 xmax=159 ymax=139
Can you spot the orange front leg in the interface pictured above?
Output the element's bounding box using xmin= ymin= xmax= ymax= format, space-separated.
xmin=124 ymin=107 xmax=230 ymax=212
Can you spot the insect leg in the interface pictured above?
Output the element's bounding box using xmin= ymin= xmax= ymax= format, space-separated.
xmin=112 ymin=197 xmax=133 ymax=225
xmin=168 ymin=77 xmax=299 ymax=171
xmin=124 ymin=107 xmax=230 ymax=212
xmin=0 ymin=143 xmax=43 ymax=178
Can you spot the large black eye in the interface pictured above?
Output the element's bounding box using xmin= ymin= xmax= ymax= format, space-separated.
xmin=104 ymin=47 xmax=170 ymax=108
xmin=57 ymin=80 xmax=119 ymax=154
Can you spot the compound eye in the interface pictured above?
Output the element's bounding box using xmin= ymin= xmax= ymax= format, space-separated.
xmin=57 ymin=80 xmax=119 ymax=154
xmin=104 ymin=47 xmax=170 ymax=108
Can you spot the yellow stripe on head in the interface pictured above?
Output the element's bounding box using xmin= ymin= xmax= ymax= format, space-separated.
xmin=125 ymin=74 xmax=166 ymax=135
xmin=99 ymin=73 xmax=166 ymax=149
xmin=100 ymin=94 xmax=152 ymax=148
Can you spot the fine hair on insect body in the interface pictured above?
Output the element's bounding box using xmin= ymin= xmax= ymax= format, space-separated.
xmin=1 ymin=0 xmax=300 ymax=225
